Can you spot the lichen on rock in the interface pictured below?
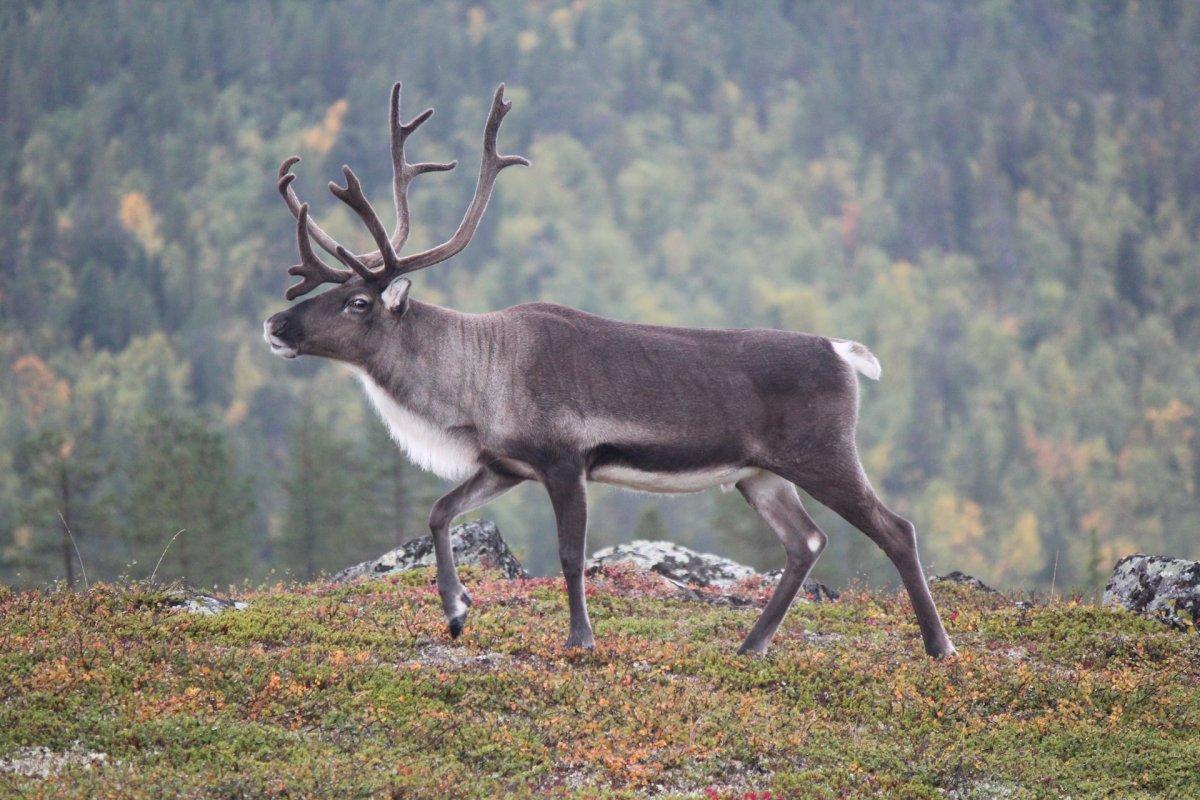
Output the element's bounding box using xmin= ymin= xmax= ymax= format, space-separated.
xmin=588 ymin=540 xmax=755 ymax=588
xmin=590 ymin=539 xmax=838 ymax=600
xmin=332 ymin=520 xmax=529 ymax=583
xmin=1103 ymin=554 xmax=1200 ymax=631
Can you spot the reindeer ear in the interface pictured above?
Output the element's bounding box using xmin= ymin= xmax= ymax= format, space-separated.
xmin=381 ymin=276 xmax=412 ymax=314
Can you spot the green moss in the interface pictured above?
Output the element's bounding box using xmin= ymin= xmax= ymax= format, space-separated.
xmin=1 ymin=575 xmax=1197 ymax=798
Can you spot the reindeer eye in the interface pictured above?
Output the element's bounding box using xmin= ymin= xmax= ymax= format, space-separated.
xmin=347 ymin=296 xmax=371 ymax=312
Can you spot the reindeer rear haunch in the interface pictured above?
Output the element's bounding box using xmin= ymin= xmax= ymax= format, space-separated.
xmin=264 ymin=81 xmax=956 ymax=659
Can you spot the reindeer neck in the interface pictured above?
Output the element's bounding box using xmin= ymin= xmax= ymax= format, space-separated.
xmin=357 ymin=300 xmax=483 ymax=423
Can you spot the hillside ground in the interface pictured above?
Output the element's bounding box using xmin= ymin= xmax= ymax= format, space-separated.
xmin=1 ymin=566 xmax=1198 ymax=799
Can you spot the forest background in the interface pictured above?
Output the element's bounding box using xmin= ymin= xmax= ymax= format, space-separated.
xmin=3 ymin=0 xmax=1198 ymax=594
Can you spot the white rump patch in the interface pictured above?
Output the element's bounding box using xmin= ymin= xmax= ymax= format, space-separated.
xmin=352 ymin=369 xmax=479 ymax=481
xmin=830 ymin=339 xmax=881 ymax=381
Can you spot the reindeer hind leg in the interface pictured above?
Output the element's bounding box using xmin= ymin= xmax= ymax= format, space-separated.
xmin=779 ymin=449 xmax=956 ymax=658
xmin=735 ymin=471 xmax=829 ymax=655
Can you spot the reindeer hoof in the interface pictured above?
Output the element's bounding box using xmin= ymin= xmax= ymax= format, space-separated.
xmin=564 ymin=632 xmax=595 ymax=650
xmin=929 ymin=641 xmax=958 ymax=659
xmin=442 ymin=588 xmax=472 ymax=640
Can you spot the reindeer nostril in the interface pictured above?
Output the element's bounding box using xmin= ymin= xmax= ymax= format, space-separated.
xmin=267 ymin=315 xmax=290 ymax=336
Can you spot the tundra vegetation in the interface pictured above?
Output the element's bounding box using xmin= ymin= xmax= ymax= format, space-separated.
xmin=3 ymin=3 xmax=1200 ymax=594
xmin=2 ymin=570 xmax=1198 ymax=798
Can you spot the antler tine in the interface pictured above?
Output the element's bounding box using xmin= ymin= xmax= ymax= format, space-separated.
xmin=482 ymin=83 xmax=532 ymax=170
xmin=328 ymin=165 xmax=402 ymax=282
xmin=389 ymin=82 xmax=457 ymax=254
xmin=393 ymin=83 xmax=530 ymax=275
xmin=284 ymin=202 xmax=352 ymax=300
xmin=279 ymin=169 xmax=371 ymax=275
xmin=278 ymin=158 xmax=352 ymax=262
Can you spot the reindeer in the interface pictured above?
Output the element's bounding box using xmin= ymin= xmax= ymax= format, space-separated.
xmin=263 ymin=83 xmax=956 ymax=658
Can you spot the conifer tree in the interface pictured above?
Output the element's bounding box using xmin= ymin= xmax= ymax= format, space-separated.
xmin=12 ymin=428 xmax=108 ymax=587
xmin=126 ymin=411 xmax=253 ymax=587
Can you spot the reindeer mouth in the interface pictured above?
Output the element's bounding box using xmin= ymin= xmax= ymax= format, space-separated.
xmin=263 ymin=322 xmax=299 ymax=359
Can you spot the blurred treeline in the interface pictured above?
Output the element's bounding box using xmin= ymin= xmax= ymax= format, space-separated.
xmin=2 ymin=1 xmax=1198 ymax=590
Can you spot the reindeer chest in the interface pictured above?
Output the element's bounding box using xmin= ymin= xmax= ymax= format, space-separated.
xmin=353 ymin=371 xmax=480 ymax=482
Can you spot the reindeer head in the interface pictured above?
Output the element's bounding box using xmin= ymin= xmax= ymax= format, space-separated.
xmin=264 ymin=83 xmax=528 ymax=364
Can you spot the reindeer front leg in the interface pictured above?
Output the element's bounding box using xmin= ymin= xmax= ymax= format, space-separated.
xmin=428 ymin=468 xmax=523 ymax=639
xmin=542 ymin=467 xmax=595 ymax=649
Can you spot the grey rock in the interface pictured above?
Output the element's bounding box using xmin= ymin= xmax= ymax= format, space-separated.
xmin=182 ymin=596 xmax=249 ymax=615
xmin=161 ymin=590 xmax=247 ymax=616
xmin=331 ymin=519 xmax=529 ymax=583
xmin=0 ymin=744 xmax=107 ymax=779
xmin=930 ymin=571 xmax=998 ymax=593
xmin=588 ymin=540 xmax=755 ymax=588
xmin=942 ymin=777 xmax=1020 ymax=799
xmin=408 ymin=644 xmax=509 ymax=669
xmin=1103 ymin=554 xmax=1200 ymax=631
xmin=588 ymin=540 xmax=837 ymax=600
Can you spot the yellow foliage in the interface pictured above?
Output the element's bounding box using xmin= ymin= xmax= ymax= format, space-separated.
xmin=718 ymin=80 xmax=742 ymax=106
xmin=225 ymin=399 xmax=248 ymax=427
xmin=12 ymin=353 xmax=70 ymax=425
xmin=1145 ymin=398 xmax=1193 ymax=437
xmin=750 ymin=278 xmax=831 ymax=333
xmin=466 ymin=6 xmax=488 ymax=45
xmin=1097 ymin=536 xmax=1139 ymax=573
xmin=924 ymin=489 xmax=988 ymax=575
xmin=1024 ymin=426 xmax=1106 ymax=484
xmin=13 ymin=526 xmax=33 ymax=549
xmin=995 ymin=512 xmax=1043 ymax=581
xmin=300 ymin=99 xmax=348 ymax=155
xmin=881 ymin=260 xmax=917 ymax=304
xmin=517 ymin=29 xmax=539 ymax=53
xmin=936 ymin=493 xmax=985 ymax=546
xmin=659 ymin=228 xmax=691 ymax=277
xmin=863 ymin=441 xmax=891 ymax=481
xmin=807 ymin=154 xmax=856 ymax=201
xmin=548 ymin=7 xmax=575 ymax=49
xmin=1080 ymin=507 xmax=1111 ymax=537
xmin=118 ymin=191 xmax=164 ymax=255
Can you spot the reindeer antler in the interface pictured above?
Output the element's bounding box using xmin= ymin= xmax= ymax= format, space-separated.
xmin=327 ymin=165 xmax=400 ymax=282
xmin=277 ymin=83 xmax=527 ymax=300
xmin=283 ymin=202 xmax=351 ymax=301
xmin=387 ymin=84 xmax=530 ymax=276
xmin=387 ymin=82 xmax=458 ymax=255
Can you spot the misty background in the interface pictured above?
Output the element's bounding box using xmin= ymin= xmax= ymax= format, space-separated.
xmin=2 ymin=1 xmax=1198 ymax=593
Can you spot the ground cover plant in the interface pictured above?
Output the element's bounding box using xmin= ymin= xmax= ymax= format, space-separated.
xmin=1 ymin=565 xmax=1198 ymax=798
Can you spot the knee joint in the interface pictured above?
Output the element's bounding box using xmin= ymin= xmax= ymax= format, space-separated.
xmin=428 ymin=502 xmax=453 ymax=532
xmin=782 ymin=527 xmax=830 ymax=566
xmin=881 ymin=517 xmax=918 ymax=557
xmin=560 ymin=555 xmax=584 ymax=577
xmin=786 ymin=529 xmax=827 ymax=563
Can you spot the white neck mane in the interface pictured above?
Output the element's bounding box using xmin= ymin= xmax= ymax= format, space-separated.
xmin=351 ymin=368 xmax=480 ymax=482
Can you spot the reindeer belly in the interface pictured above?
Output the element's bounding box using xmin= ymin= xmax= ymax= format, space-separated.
xmin=353 ymin=371 xmax=480 ymax=482
xmin=589 ymin=464 xmax=760 ymax=494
